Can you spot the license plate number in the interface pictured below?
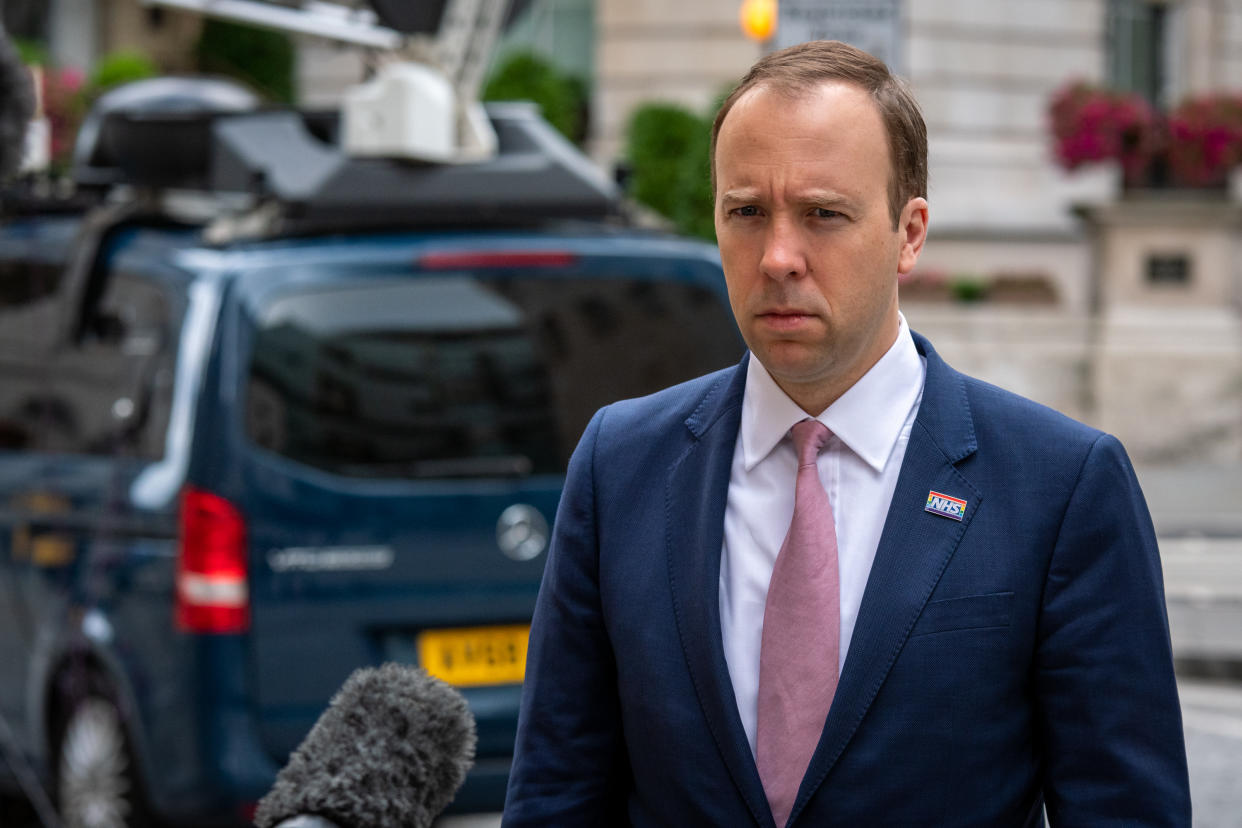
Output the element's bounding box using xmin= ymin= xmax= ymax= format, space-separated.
xmin=417 ymin=624 xmax=529 ymax=687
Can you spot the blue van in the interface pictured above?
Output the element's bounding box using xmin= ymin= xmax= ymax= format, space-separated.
xmin=0 ymin=81 xmax=742 ymax=826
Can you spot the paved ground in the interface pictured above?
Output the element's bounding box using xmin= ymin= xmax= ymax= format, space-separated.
xmin=1179 ymin=679 xmax=1242 ymax=828
xmin=1140 ymin=464 xmax=1242 ymax=680
xmin=1162 ymin=537 xmax=1242 ymax=676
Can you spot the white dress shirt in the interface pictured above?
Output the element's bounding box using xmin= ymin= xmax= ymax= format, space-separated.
xmin=719 ymin=315 xmax=926 ymax=757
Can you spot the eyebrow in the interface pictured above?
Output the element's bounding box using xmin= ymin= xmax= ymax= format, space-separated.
xmin=802 ymin=192 xmax=855 ymax=210
xmin=717 ymin=189 xmax=857 ymax=209
xmin=717 ymin=189 xmax=761 ymax=206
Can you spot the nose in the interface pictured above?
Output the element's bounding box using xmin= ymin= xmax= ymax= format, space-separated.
xmin=759 ymin=216 xmax=806 ymax=281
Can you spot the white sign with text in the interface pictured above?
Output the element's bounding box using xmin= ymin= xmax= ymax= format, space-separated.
xmin=774 ymin=0 xmax=903 ymax=73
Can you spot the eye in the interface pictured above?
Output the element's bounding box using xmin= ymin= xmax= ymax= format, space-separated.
xmin=813 ymin=207 xmax=842 ymax=219
xmin=731 ymin=205 xmax=760 ymax=218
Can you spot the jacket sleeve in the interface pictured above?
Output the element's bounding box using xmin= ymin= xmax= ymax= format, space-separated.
xmin=502 ymin=407 xmax=630 ymax=826
xmin=1036 ymin=433 xmax=1191 ymax=826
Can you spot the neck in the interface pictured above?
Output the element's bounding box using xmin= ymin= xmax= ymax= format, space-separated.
xmin=775 ymin=317 xmax=901 ymax=416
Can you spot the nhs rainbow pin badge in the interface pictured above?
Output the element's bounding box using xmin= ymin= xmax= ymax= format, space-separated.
xmin=925 ymin=490 xmax=967 ymax=521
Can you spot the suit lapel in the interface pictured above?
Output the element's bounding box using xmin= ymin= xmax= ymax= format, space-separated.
xmin=666 ymin=358 xmax=774 ymax=828
xmin=791 ymin=332 xmax=983 ymax=824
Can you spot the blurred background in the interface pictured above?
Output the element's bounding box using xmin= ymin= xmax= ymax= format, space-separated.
xmin=1 ymin=0 xmax=1240 ymax=825
xmin=12 ymin=0 xmax=1242 ymax=465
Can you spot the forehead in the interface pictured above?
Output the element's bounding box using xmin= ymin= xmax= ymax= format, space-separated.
xmin=715 ymin=81 xmax=891 ymax=195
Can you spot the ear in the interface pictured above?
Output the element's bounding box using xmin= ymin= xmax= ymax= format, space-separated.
xmin=896 ymin=197 xmax=929 ymax=275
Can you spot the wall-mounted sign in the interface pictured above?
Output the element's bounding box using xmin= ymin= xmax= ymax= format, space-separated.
xmin=774 ymin=0 xmax=903 ymax=73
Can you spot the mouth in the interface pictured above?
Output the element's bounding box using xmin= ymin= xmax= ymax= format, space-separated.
xmin=755 ymin=309 xmax=817 ymax=332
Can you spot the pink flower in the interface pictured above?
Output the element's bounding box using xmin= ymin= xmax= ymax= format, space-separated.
xmin=57 ymin=66 xmax=85 ymax=93
xmin=1049 ymin=81 xmax=1242 ymax=188
xmin=1165 ymin=93 xmax=1242 ymax=187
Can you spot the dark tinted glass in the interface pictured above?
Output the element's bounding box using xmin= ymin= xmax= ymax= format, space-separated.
xmin=246 ymin=275 xmax=741 ymax=478
xmin=0 ymin=259 xmax=65 ymax=449
xmin=1106 ymin=0 xmax=1167 ymax=107
xmin=0 ymin=259 xmax=64 ymax=351
xmin=46 ymin=272 xmax=182 ymax=458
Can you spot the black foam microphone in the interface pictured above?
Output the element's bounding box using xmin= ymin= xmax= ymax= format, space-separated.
xmin=0 ymin=26 xmax=34 ymax=179
xmin=254 ymin=663 xmax=477 ymax=828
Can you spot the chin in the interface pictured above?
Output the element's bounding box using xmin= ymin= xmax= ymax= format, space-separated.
xmin=758 ymin=350 xmax=834 ymax=384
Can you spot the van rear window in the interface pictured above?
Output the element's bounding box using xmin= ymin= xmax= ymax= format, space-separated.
xmin=245 ymin=275 xmax=741 ymax=478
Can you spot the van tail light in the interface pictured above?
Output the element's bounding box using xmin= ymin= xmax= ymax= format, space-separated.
xmin=175 ymin=487 xmax=249 ymax=634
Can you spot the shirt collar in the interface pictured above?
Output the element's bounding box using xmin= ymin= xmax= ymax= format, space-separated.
xmin=740 ymin=313 xmax=926 ymax=473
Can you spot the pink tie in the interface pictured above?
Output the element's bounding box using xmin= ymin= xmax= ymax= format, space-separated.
xmin=756 ymin=419 xmax=840 ymax=828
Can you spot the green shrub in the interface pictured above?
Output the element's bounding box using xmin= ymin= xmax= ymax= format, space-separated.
xmin=949 ymin=275 xmax=989 ymax=303
xmin=669 ymin=117 xmax=715 ymax=241
xmin=195 ymin=19 xmax=295 ymax=104
xmin=624 ymin=102 xmax=714 ymax=241
xmin=87 ymin=51 xmax=158 ymax=98
xmin=482 ymin=51 xmax=584 ymax=143
xmin=13 ymin=38 xmax=49 ymax=67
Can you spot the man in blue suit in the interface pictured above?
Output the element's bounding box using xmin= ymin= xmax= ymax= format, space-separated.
xmin=503 ymin=40 xmax=1190 ymax=826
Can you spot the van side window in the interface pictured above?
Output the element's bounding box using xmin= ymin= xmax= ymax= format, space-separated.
xmin=0 ymin=259 xmax=64 ymax=324
xmin=492 ymin=277 xmax=741 ymax=465
xmin=47 ymin=272 xmax=182 ymax=459
xmin=247 ymin=277 xmax=559 ymax=478
xmin=244 ymin=275 xmax=742 ymax=479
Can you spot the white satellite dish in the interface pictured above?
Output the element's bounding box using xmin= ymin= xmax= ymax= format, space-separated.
xmin=139 ymin=0 xmax=512 ymax=163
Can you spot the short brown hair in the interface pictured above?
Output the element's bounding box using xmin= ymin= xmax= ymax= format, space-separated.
xmin=710 ymin=40 xmax=927 ymax=229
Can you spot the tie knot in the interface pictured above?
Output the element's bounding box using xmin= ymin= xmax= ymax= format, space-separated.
xmin=790 ymin=418 xmax=830 ymax=466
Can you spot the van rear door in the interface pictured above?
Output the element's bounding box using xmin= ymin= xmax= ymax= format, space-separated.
xmin=223 ymin=249 xmax=743 ymax=801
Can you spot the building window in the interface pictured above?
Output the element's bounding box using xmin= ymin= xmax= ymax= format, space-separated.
xmin=1106 ymin=0 xmax=1169 ymax=106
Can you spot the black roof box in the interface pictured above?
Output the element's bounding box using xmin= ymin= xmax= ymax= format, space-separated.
xmin=211 ymin=102 xmax=621 ymax=225
xmin=72 ymin=76 xmax=261 ymax=190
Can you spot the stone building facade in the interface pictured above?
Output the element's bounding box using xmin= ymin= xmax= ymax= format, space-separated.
xmin=594 ymin=0 xmax=1242 ymax=315
xmin=590 ymin=0 xmax=1242 ymax=465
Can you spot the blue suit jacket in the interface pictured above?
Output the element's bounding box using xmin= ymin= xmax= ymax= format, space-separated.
xmin=503 ymin=332 xmax=1190 ymax=827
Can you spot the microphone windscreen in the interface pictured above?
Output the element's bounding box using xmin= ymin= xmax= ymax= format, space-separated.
xmin=0 ymin=29 xmax=34 ymax=179
xmin=254 ymin=663 xmax=477 ymax=828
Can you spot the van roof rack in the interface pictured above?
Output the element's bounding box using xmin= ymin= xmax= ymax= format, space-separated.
xmin=15 ymin=1 xmax=629 ymax=237
xmin=216 ymin=102 xmax=621 ymax=226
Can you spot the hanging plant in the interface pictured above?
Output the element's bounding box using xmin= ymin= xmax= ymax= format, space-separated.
xmin=1049 ymin=80 xmax=1242 ymax=189
xmin=1048 ymin=80 xmax=1160 ymax=187
xmin=1165 ymin=93 xmax=1242 ymax=188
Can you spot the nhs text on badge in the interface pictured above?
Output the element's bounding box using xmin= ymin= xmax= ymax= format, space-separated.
xmin=925 ymin=491 xmax=967 ymax=521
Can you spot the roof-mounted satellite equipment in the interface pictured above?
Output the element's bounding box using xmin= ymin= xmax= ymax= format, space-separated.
xmin=140 ymin=0 xmax=525 ymax=163
xmin=66 ymin=0 xmax=619 ymax=233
